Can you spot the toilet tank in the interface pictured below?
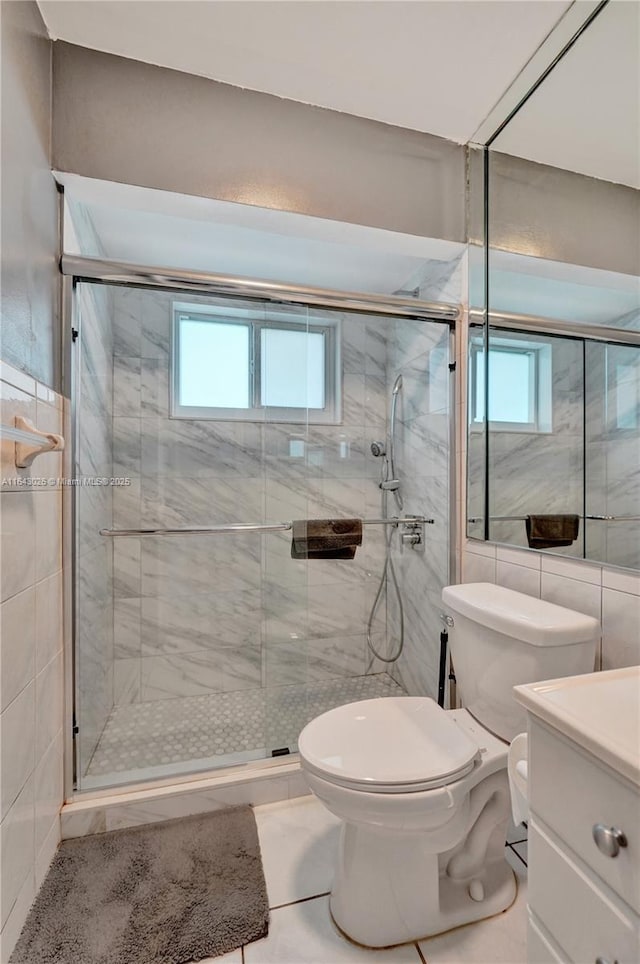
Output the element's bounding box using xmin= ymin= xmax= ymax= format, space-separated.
xmin=441 ymin=583 xmax=600 ymax=742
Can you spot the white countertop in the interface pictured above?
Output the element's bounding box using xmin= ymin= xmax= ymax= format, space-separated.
xmin=514 ymin=666 xmax=640 ymax=787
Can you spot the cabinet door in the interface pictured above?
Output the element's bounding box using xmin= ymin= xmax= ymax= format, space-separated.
xmin=529 ymin=719 xmax=640 ymax=913
xmin=529 ymin=819 xmax=640 ymax=964
xmin=528 ymin=912 xmax=567 ymax=963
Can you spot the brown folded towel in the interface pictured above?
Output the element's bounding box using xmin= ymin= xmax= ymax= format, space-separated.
xmin=291 ymin=518 xmax=363 ymax=560
xmin=526 ymin=514 xmax=580 ymax=549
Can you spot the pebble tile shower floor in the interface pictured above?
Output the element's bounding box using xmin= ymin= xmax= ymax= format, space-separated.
xmin=86 ymin=673 xmax=405 ymax=781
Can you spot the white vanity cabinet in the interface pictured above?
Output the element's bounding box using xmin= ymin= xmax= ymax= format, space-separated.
xmin=514 ymin=667 xmax=640 ymax=964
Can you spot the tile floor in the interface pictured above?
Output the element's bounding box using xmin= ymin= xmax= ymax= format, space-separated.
xmin=86 ymin=673 xmax=405 ymax=784
xmin=191 ymin=797 xmax=529 ymax=964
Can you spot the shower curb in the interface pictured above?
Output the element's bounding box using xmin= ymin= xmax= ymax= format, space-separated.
xmin=61 ymin=760 xmax=309 ymax=838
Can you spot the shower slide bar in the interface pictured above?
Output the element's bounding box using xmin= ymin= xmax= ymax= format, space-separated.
xmin=100 ymin=516 xmax=435 ymax=537
xmin=468 ymin=515 xmax=640 ymax=523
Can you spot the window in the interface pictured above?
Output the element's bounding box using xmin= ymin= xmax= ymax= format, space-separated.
xmin=171 ymin=302 xmax=341 ymax=422
xmin=470 ymin=334 xmax=552 ymax=432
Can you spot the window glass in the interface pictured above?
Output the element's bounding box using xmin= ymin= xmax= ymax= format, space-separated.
xmin=488 ymin=349 xmax=532 ymax=423
xmin=172 ymin=304 xmax=340 ymax=422
xmin=261 ymin=328 xmax=325 ymax=409
xmin=178 ymin=319 xmax=250 ymax=408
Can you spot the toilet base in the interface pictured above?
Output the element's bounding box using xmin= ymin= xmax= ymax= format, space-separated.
xmin=327 ymin=763 xmax=515 ymax=948
xmin=330 ymin=844 xmax=517 ymax=949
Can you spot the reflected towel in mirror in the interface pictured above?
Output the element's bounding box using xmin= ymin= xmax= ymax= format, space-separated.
xmin=526 ymin=514 xmax=579 ymax=549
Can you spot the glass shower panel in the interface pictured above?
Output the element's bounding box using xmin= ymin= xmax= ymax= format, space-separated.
xmin=261 ymin=307 xmax=387 ymax=753
xmin=262 ymin=311 xmax=452 ymax=750
xmin=74 ymin=282 xmax=116 ymax=783
xmin=73 ymin=281 xmax=452 ymax=791
xmin=585 ymin=340 xmax=640 ymax=568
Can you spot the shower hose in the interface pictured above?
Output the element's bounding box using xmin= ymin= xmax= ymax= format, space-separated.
xmin=366 ymin=490 xmax=405 ymax=663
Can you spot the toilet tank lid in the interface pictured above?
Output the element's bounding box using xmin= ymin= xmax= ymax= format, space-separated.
xmin=442 ymin=583 xmax=600 ymax=646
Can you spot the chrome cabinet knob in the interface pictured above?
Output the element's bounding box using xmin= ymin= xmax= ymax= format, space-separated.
xmin=592 ymin=823 xmax=627 ymax=858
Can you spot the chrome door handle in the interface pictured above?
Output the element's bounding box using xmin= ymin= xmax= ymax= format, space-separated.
xmin=592 ymin=823 xmax=627 ymax=858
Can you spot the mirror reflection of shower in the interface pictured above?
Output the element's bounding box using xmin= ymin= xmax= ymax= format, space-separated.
xmin=367 ymin=372 xmax=405 ymax=662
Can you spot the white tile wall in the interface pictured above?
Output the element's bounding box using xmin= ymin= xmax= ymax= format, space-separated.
xmin=601 ymin=588 xmax=640 ymax=670
xmin=462 ymin=540 xmax=640 ymax=671
xmin=0 ymin=362 xmax=65 ymax=962
xmin=496 ymin=560 xmax=541 ymax=597
xmin=540 ymin=571 xmax=601 ymax=622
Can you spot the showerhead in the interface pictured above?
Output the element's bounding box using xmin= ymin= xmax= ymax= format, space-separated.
xmin=392 ymin=374 xmax=403 ymax=395
xmin=370 ymin=440 xmax=386 ymax=458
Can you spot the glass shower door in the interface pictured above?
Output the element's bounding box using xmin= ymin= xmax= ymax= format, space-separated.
xmin=73 ymin=280 xmax=452 ymax=790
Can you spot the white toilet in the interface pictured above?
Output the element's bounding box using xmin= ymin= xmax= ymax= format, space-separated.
xmin=298 ymin=582 xmax=600 ymax=948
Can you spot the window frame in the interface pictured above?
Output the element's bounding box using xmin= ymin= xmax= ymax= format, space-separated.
xmin=469 ymin=335 xmax=552 ymax=433
xmin=171 ymin=303 xmax=342 ymax=424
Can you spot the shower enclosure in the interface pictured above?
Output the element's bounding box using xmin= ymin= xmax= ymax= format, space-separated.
xmin=70 ymin=266 xmax=455 ymax=791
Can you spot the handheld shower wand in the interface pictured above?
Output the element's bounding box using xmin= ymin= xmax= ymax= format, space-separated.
xmin=388 ymin=374 xmax=403 ymax=511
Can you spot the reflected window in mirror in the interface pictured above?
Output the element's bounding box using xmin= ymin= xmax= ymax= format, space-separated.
xmin=470 ymin=334 xmax=552 ymax=433
xmin=607 ymin=346 xmax=640 ymax=433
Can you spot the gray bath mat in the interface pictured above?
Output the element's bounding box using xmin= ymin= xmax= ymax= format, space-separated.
xmin=11 ymin=806 xmax=269 ymax=964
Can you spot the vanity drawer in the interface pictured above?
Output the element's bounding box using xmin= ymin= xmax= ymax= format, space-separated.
xmin=529 ymin=719 xmax=640 ymax=914
xmin=528 ymin=912 xmax=568 ymax=964
xmin=529 ymin=818 xmax=640 ymax=964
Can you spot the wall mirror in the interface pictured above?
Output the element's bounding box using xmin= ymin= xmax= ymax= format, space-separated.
xmin=467 ymin=0 xmax=640 ymax=570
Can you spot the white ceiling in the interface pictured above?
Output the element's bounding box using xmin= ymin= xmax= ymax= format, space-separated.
xmin=494 ymin=1 xmax=640 ymax=189
xmin=38 ymin=0 xmax=572 ymax=144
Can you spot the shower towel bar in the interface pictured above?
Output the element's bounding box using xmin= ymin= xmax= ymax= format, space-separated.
xmin=585 ymin=515 xmax=640 ymax=522
xmin=468 ymin=515 xmax=640 ymax=523
xmin=99 ymin=516 xmax=434 ymax=537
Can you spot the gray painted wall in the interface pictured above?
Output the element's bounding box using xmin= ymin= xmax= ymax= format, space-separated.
xmin=52 ymin=42 xmax=465 ymax=242
xmin=1 ymin=1 xmax=59 ymax=390
xmin=486 ymin=151 xmax=640 ymax=277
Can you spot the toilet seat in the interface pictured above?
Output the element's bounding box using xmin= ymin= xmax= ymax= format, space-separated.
xmin=298 ymin=697 xmax=480 ymax=794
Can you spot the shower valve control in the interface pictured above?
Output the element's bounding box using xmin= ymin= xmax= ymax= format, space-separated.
xmin=401 ymin=518 xmax=425 ymax=552
xmin=402 ymin=531 xmax=421 ymax=547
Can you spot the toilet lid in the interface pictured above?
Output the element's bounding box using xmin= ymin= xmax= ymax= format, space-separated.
xmin=299 ymin=697 xmax=480 ymax=793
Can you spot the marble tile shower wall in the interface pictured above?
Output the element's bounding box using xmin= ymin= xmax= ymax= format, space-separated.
xmin=0 ymin=362 xmax=64 ymax=959
xmin=110 ymin=286 xmax=391 ymax=707
xmin=376 ymin=255 xmax=461 ymax=700
xmin=381 ymin=320 xmax=452 ymax=698
xmin=76 ymin=283 xmax=115 ymax=776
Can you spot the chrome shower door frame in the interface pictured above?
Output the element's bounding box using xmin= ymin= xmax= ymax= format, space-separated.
xmin=62 ymin=259 xmax=459 ymax=797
